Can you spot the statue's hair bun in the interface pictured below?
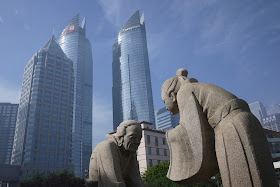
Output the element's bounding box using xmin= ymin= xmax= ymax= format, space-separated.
xmin=176 ymin=68 xmax=188 ymax=77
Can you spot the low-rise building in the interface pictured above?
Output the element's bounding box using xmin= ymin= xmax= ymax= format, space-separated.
xmin=137 ymin=122 xmax=170 ymax=174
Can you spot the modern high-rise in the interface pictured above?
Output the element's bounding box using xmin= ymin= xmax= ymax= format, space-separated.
xmin=263 ymin=113 xmax=280 ymax=132
xmin=155 ymin=107 xmax=180 ymax=131
xmin=266 ymin=104 xmax=280 ymax=116
xmin=0 ymin=103 xmax=18 ymax=164
xmin=112 ymin=10 xmax=155 ymax=130
xmin=58 ymin=14 xmax=93 ymax=177
xmin=10 ymin=36 xmax=74 ymax=175
xmin=249 ymin=101 xmax=267 ymax=124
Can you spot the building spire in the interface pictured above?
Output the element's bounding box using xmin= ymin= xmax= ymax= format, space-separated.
xmin=53 ymin=25 xmax=55 ymax=35
xmin=140 ymin=12 xmax=144 ymax=25
xmin=61 ymin=14 xmax=79 ymax=32
xmin=82 ymin=17 xmax=86 ymax=29
xmin=43 ymin=35 xmax=64 ymax=54
xmin=122 ymin=10 xmax=140 ymax=30
xmin=59 ymin=13 xmax=80 ymax=38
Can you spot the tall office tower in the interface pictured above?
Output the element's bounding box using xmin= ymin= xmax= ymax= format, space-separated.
xmin=249 ymin=101 xmax=267 ymax=124
xmin=0 ymin=103 xmax=18 ymax=164
xmin=266 ymin=104 xmax=280 ymax=116
xmin=11 ymin=36 xmax=74 ymax=175
xmin=58 ymin=14 xmax=93 ymax=177
xmin=112 ymin=10 xmax=155 ymax=130
xmin=155 ymin=107 xmax=180 ymax=131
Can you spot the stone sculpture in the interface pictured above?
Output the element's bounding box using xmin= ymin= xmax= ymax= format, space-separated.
xmin=162 ymin=68 xmax=278 ymax=187
xmin=85 ymin=120 xmax=144 ymax=187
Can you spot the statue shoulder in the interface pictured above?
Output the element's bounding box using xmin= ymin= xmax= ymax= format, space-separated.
xmin=95 ymin=137 xmax=118 ymax=152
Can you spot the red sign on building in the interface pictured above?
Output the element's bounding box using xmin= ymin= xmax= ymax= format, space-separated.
xmin=62 ymin=25 xmax=77 ymax=35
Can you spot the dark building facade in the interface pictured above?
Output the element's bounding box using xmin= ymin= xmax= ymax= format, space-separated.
xmin=112 ymin=10 xmax=155 ymax=130
xmin=264 ymin=129 xmax=280 ymax=161
xmin=58 ymin=14 xmax=93 ymax=177
xmin=0 ymin=103 xmax=18 ymax=164
xmin=10 ymin=36 xmax=74 ymax=175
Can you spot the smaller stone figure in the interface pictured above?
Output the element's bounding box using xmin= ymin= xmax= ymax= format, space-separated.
xmin=162 ymin=68 xmax=278 ymax=187
xmin=85 ymin=120 xmax=144 ymax=187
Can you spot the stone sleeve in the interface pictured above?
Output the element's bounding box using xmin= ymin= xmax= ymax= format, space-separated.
xmin=97 ymin=141 xmax=126 ymax=187
xmin=125 ymin=154 xmax=144 ymax=187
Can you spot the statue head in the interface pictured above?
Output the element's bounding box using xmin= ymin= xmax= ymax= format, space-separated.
xmin=115 ymin=120 xmax=142 ymax=152
xmin=161 ymin=68 xmax=196 ymax=115
xmin=161 ymin=68 xmax=188 ymax=114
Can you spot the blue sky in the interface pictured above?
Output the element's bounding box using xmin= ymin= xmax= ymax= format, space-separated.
xmin=1 ymin=0 xmax=280 ymax=148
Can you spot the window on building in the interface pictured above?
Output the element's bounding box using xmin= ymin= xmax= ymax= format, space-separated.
xmin=149 ymin=159 xmax=153 ymax=167
xmin=148 ymin=147 xmax=152 ymax=155
xmin=147 ymin=135 xmax=150 ymax=144
xmin=163 ymin=138 xmax=166 ymax=145
xmin=164 ymin=149 xmax=167 ymax=156
xmin=155 ymin=136 xmax=158 ymax=146
xmin=156 ymin=148 xmax=159 ymax=155
xmin=157 ymin=160 xmax=160 ymax=164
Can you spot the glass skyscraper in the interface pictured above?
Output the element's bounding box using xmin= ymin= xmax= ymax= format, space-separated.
xmin=112 ymin=10 xmax=155 ymax=130
xmin=266 ymin=104 xmax=280 ymax=116
xmin=155 ymin=107 xmax=180 ymax=131
xmin=263 ymin=113 xmax=280 ymax=132
xmin=58 ymin=14 xmax=93 ymax=177
xmin=0 ymin=103 xmax=18 ymax=164
xmin=249 ymin=101 xmax=267 ymax=124
xmin=11 ymin=36 xmax=74 ymax=175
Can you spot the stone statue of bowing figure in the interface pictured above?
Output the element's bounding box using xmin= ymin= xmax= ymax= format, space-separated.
xmin=85 ymin=120 xmax=144 ymax=187
xmin=162 ymin=68 xmax=278 ymax=187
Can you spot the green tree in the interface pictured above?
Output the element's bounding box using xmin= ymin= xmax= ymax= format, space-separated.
xmin=142 ymin=162 xmax=220 ymax=187
xmin=20 ymin=170 xmax=85 ymax=187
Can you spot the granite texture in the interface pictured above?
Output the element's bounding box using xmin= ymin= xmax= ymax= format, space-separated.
xmin=85 ymin=120 xmax=144 ymax=187
xmin=162 ymin=68 xmax=278 ymax=187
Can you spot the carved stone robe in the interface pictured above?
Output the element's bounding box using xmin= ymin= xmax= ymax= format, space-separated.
xmin=166 ymin=81 xmax=278 ymax=187
xmin=86 ymin=135 xmax=144 ymax=187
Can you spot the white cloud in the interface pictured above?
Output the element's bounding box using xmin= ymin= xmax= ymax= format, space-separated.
xmin=14 ymin=8 xmax=24 ymax=16
xmin=0 ymin=16 xmax=3 ymax=24
xmin=92 ymin=93 xmax=113 ymax=149
xmin=168 ymin=0 xmax=280 ymax=57
xmin=97 ymin=0 xmax=123 ymax=29
xmin=147 ymin=30 xmax=169 ymax=61
xmin=267 ymin=35 xmax=280 ymax=45
xmin=15 ymin=9 xmax=19 ymax=16
xmin=169 ymin=0 xmax=218 ymax=35
xmin=24 ymin=23 xmax=31 ymax=31
xmin=0 ymin=81 xmax=21 ymax=104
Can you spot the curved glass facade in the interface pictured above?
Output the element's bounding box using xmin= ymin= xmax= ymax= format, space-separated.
xmin=11 ymin=36 xmax=74 ymax=175
xmin=58 ymin=14 xmax=93 ymax=177
xmin=155 ymin=107 xmax=180 ymax=131
xmin=112 ymin=11 xmax=155 ymax=130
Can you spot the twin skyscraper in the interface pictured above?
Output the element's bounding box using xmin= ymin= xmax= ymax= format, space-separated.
xmin=11 ymin=10 xmax=155 ymax=178
xmin=112 ymin=10 xmax=155 ymax=130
